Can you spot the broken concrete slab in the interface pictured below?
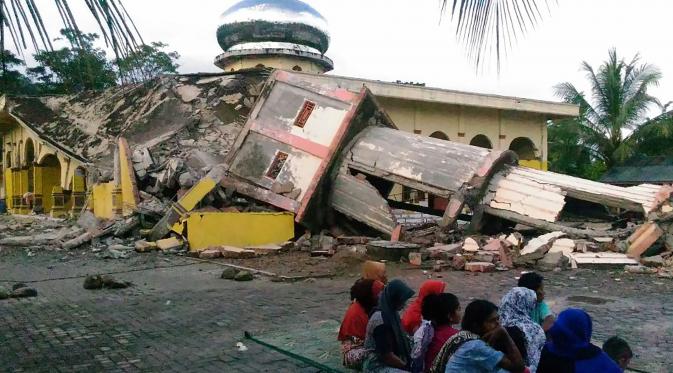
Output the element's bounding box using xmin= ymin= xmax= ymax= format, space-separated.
xmin=156 ymin=237 xmax=183 ymax=251
xmin=465 ymin=262 xmax=496 ymax=273
xmin=426 ymin=243 xmax=462 ymax=260
xmin=548 ymin=238 xmax=576 ymax=258
xmin=220 ymin=246 xmax=256 ymax=259
xmin=520 ymin=231 xmax=566 ymax=259
xmin=499 ymin=245 xmax=514 ymax=268
xmin=245 ymin=245 xmax=283 ymax=256
xmin=482 ymin=238 xmax=504 ymax=252
xmin=462 ymin=238 xmax=480 ymax=252
xmin=627 ymin=222 xmax=664 ymax=258
xmin=135 ymin=240 xmax=158 ymax=253
xmin=506 ymin=233 xmax=523 ymax=248
xmin=452 ymin=254 xmax=467 ymax=270
xmin=641 ymin=255 xmax=665 ymax=267
xmin=199 ymin=249 xmax=223 ymax=259
xmin=569 ymin=252 xmax=639 ymax=266
xmin=538 ymin=251 xmax=570 ymax=272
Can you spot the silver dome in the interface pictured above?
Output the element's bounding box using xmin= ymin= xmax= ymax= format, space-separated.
xmin=220 ymin=0 xmax=329 ymax=35
xmin=216 ymin=0 xmax=330 ymax=53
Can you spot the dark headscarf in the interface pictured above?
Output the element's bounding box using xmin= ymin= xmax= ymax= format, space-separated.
xmin=379 ymin=279 xmax=415 ymax=363
xmin=538 ymin=308 xmax=621 ymax=373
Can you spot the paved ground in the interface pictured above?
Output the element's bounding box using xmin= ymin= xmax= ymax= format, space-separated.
xmin=1 ymin=246 xmax=672 ymax=372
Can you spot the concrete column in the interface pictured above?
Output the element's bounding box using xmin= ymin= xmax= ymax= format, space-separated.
xmin=50 ymin=186 xmax=67 ymax=218
xmin=32 ymin=166 xmax=44 ymax=213
xmin=70 ymin=173 xmax=86 ymax=217
xmin=11 ymin=170 xmax=21 ymax=214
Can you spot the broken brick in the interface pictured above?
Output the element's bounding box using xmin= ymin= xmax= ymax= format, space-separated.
xmin=627 ymin=222 xmax=664 ymax=258
xmin=220 ymin=246 xmax=256 ymax=259
xmin=199 ymin=248 xmax=223 ymax=259
xmin=465 ymin=262 xmax=495 ymax=273
xmin=451 ymin=254 xmax=466 ymax=270
xmin=462 ymin=238 xmax=480 ymax=252
xmin=156 ymin=237 xmax=183 ymax=251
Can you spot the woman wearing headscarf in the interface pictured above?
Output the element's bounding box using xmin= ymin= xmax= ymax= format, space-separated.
xmin=537 ymin=309 xmax=621 ymax=373
xmin=338 ymin=279 xmax=385 ymax=369
xmin=402 ymin=280 xmax=446 ymax=334
xmin=363 ymin=279 xmax=416 ymax=372
xmin=363 ymin=260 xmax=388 ymax=284
xmin=499 ymin=287 xmax=546 ymax=373
xmin=431 ymin=300 xmax=525 ymax=373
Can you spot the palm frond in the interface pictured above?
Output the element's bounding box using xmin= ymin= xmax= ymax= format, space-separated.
xmin=1 ymin=0 xmax=142 ymax=65
xmin=442 ymin=0 xmax=553 ymax=71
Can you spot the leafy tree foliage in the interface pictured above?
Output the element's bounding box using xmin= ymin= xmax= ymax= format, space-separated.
xmin=550 ymin=49 xmax=673 ymax=179
xmin=28 ymin=29 xmax=116 ymax=93
xmin=116 ymin=42 xmax=180 ymax=83
xmin=0 ymin=50 xmax=34 ymax=94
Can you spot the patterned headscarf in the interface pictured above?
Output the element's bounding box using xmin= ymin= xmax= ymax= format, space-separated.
xmin=500 ymin=287 xmax=546 ymax=372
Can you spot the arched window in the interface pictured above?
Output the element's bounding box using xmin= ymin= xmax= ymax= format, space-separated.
xmin=292 ymin=65 xmax=303 ymax=72
xmin=5 ymin=151 xmax=12 ymax=168
xmin=255 ymin=64 xmax=266 ymax=69
xmin=469 ymin=134 xmax=493 ymax=149
xmin=429 ymin=131 xmax=449 ymax=141
xmin=509 ymin=137 xmax=537 ymax=160
xmin=25 ymin=139 xmax=35 ymax=165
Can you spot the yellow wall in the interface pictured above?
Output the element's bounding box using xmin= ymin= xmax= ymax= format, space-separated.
xmin=220 ymin=55 xmax=328 ymax=74
xmin=376 ymin=97 xmax=547 ymax=166
xmin=181 ymin=212 xmax=295 ymax=251
xmin=92 ymin=183 xmax=115 ymax=220
xmin=0 ymin=117 xmax=87 ymax=215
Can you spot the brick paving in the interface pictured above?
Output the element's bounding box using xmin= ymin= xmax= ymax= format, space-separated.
xmin=1 ymin=250 xmax=672 ymax=372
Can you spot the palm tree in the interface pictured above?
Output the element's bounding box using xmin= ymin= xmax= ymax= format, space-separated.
xmin=442 ymin=0 xmax=553 ymax=71
xmin=1 ymin=0 xmax=142 ymax=80
xmin=553 ymin=49 xmax=671 ymax=170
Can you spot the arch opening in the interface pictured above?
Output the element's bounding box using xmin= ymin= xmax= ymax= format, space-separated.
xmin=470 ymin=134 xmax=493 ymax=149
xmin=509 ymin=137 xmax=537 ymax=160
xmin=429 ymin=131 xmax=449 ymax=141
xmin=38 ymin=154 xmax=62 ymax=214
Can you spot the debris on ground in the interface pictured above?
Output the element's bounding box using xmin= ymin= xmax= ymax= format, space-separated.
xmin=2 ymin=70 xmax=673 ymax=279
xmin=83 ymin=275 xmax=132 ymax=290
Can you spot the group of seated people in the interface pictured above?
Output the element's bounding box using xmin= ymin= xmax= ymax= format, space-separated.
xmin=338 ymin=262 xmax=633 ymax=373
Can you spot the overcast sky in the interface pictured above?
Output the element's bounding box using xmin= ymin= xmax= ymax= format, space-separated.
xmin=34 ymin=0 xmax=673 ymax=112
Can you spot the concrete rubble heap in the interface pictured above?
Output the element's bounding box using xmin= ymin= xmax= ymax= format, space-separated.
xmin=3 ymin=69 xmax=673 ymax=278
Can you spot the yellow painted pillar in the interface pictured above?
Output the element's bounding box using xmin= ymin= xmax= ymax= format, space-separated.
xmin=50 ymin=186 xmax=67 ymax=218
xmin=32 ymin=166 xmax=44 ymax=213
xmin=112 ymin=186 xmax=123 ymax=217
xmin=5 ymin=168 xmax=13 ymax=211
xmin=11 ymin=170 xmax=21 ymax=214
xmin=17 ymin=168 xmax=30 ymax=214
xmin=70 ymin=173 xmax=86 ymax=217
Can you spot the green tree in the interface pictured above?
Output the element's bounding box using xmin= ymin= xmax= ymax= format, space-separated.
xmin=116 ymin=42 xmax=180 ymax=83
xmin=0 ymin=50 xmax=35 ymax=94
xmin=552 ymin=49 xmax=671 ymax=173
xmin=28 ymin=28 xmax=117 ymax=93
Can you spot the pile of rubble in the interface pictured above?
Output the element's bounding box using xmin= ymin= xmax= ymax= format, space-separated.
xmin=4 ymin=69 xmax=673 ymax=281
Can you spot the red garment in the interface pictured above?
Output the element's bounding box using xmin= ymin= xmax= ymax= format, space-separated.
xmin=401 ymin=280 xmax=446 ymax=334
xmin=338 ymin=301 xmax=369 ymax=341
xmin=424 ymin=324 xmax=459 ymax=370
xmin=372 ymin=280 xmax=385 ymax=298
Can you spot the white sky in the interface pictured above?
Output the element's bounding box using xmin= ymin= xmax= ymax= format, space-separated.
xmin=28 ymin=0 xmax=673 ymax=112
